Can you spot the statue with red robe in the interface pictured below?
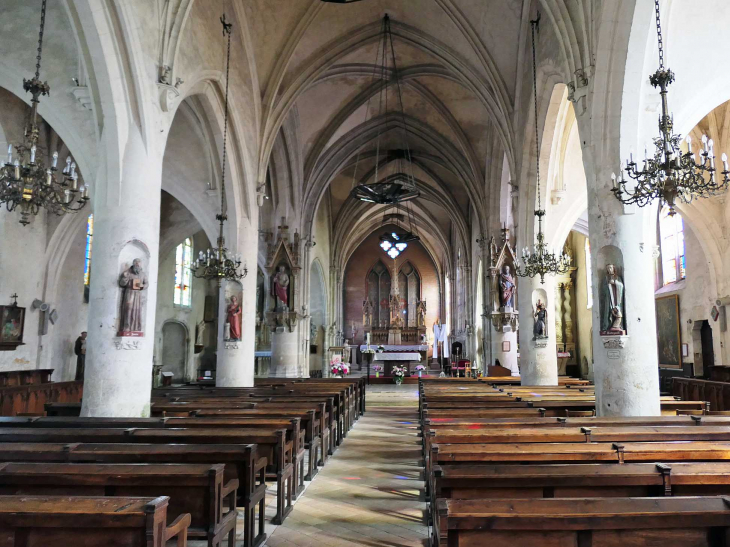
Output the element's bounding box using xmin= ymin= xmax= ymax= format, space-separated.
xmin=273 ymin=265 xmax=290 ymax=311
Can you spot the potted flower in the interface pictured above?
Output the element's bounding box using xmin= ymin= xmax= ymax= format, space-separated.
xmin=377 ymin=345 xmax=386 ymax=353
xmin=414 ymin=364 xmax=427 ymax=378
xmin=392 ymin=365 xmax=406 ymax=385
xmin=330 ymin=356 xmax=350 ymax=378
xmin=372 ymin=365 xmax=383 ymax=378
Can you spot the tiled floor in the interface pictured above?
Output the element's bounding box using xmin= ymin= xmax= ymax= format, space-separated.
xmin=261 ymin=384 xmax=426 ymax=547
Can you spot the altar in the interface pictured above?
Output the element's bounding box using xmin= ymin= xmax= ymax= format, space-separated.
xmin=372 ymin=352 xmax=421 ymax=376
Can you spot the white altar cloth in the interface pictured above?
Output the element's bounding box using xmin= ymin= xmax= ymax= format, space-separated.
xmin=360 ymin=345 xmax=427 ymax=352
xmin=373 ymin=353 xmax=421 ymax=362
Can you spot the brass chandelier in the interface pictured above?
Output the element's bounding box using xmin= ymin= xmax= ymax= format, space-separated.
xmin=612 ymin=0 xmax=729 ymax=216
xmin=0 ymin=0 xmax=89 ymax=226
xmin=192 ymin=14 xmax=246 ymax=286
xmin=514 ymin=15 xmax=571 ymax=284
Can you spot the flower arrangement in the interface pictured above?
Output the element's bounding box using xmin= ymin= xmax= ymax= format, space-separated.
xmin=372 ymin=364 xmax=383 ymax=378
xmin=392 ymin=365 xmax=407 ymax=385
xmin=330 ymin=362 xmax=350 ymax=377
xmin=414 ymin=363 xmax=427 ymax=378
xmin=377 ymin=345 xmax=385 ymax=353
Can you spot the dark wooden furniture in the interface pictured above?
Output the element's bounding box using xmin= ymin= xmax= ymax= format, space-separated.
xmin=674 ymin=376 xmax=730 ymax=411
xmin=0 ymin=495 xmax=190 ymax=546
xmin=434 ymin=496 xmax=730 ymax=547
xmin=0 ymin=369 xmax=53 ymax=387
xmin=0 ymin=462 xmax=239 ymax=547
xmin=0 ymin=381 xmax=82 ymax=416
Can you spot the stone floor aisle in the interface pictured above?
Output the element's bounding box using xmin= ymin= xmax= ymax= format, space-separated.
xmin=264 ymin=385 xmax=427 ymax=547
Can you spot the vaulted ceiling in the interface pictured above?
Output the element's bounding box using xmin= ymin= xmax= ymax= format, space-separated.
xmin=246 ymin=0 xmax=526 ymax=264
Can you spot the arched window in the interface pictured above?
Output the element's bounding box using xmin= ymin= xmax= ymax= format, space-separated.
xmin=584 ymin=239 xmax=593 ymax=309
xmin=83 ymin=214 xmax=93 ymax=303
xmin=658 ymin=207 xmax=686 ymax=285
xmin=174 ymin=238 xmax=193 ymax=307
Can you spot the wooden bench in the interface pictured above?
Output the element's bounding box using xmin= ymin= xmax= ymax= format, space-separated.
xmin=0 ymin=426 xmax=294 ymax=524
xmin=0 ymin=442 xmax=266 ymax=544
xmin=0 ymin=462 xmax=240 ymax=547
xmin=0 ymin=369 xmax=53 ymax=387
xmin=0 ymin=381 xmax=82 ymax=416
xmin=0 ymin=495 xmax=191 ymax=546
xmin=434 ymin=496 xmax=730 ymax=547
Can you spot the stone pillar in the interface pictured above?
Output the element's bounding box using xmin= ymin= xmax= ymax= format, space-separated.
xmin=491 ymin=320 xmax=519 ymax=375
xmin=518 ymin=274 xmax=558 ymax=385
xmin=270 ymin=327 xmax=300 ymax=377
xmin=587 ymin=199 xmax=661 ymax=416
xmin=82 ymin=128 xmax=162 ymax=417
xmin=554 ymin=283 xmax=564 ymax=348
xmin=216 ymin=214 xmax=259 ymax=387
xmin=563 ymin=281 xmax=574 ymax=344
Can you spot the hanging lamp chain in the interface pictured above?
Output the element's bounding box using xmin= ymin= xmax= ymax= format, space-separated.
xmin=654 ymin=0 xmax=665 ymax=69
xmin=35 ymin=0 xmax=47 ymax=81
xmin=531 ymin=14 xmax=542 ymax=214
xmin=219 ymin=14 xmax=233 ymax=224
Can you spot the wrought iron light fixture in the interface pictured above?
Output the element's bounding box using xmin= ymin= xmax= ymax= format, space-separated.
xmin=0 ymin=0 xmax=89 ymax=226
xmin=192 ymin=14 xmax=247 ymax=286
xmin=379 ymin=230 xmax=419 ymax=259
xmin=349 ymin=15 xmax=419 ymax=205
xmin=514 ymin=14 xmax=571 ymax=284
xmin=612 ymin=0 xmax=729 ymax=216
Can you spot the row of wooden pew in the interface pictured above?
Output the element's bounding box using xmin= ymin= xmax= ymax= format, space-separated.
xmin=0 ymin=377 xmax=365 ymax=547
xmin=419 ymin=377 xmax=730 ymax=547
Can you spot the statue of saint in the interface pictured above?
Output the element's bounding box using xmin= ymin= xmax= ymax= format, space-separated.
xmin=310 ymin=321 xmax=317 ymax=342
xmin=533 ymin=299 xmax=547 ymax=339
xmin=499 ymin=265 xmax=516 ymax=309
xmin=195 ymin=320 xmax=206 ymax=346
xmin=272 ymin=265 xmax=290 ymax=311
xmin=416 ymin=300 xmax=427 ymax=328
xmin=601 ymin=263 xmax=625 ymax=334
xmin=362 ymin=299 xmax=374 ymax=327
xmin=118 ymin=258 xmax=148 ymax=336
xmin=226 ymin=295 xmax=242 ymax=341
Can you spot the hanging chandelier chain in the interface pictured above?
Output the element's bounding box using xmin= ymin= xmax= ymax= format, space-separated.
xmin=531 ymin=15 xmax=541 ymax=212
xmin=654 ymin=0 xmax=665 ymax=69
xmin=34 ymin=0 xmax=47 ymax=81
xmin=219 ymin=14 xmax=233 ymax=220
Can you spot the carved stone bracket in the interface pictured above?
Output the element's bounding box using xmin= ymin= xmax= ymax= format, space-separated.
xmin=157 ymin=82 xmax=180 ymax=113
xmin=533 ymin=337 xmax=549 ymax=349
xmin=491 ymin=310 xmax=519 ymax=333
xmin=602 ymin=335 xmax=629 ymax=349
xmin=265 ymin=310 xmax=299 ymax=333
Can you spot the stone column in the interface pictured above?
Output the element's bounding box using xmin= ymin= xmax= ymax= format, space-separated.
xmin=270 ymin=327 xmax=300 ymax=377
xmin=587 ymin=197 xmax=661 ymax=416
xmin=216 ymin=214 xmax=259 ymax=387
xmin=563 ymin=281 xmax=574 ymax=344
xmin=517 ymin=274 xmax=558 ymax=385
xmin=554 ymin=283 xmax=564 ymax=348
xmin=81 ymin=128 xmax=162 ymax=417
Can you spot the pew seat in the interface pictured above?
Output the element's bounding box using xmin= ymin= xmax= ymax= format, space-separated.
xmin=0 ymin=495 xmax=190 ymax=547
xmin=434 ymin=496 xmax=730 ymax=547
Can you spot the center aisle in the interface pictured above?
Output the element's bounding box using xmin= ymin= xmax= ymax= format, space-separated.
xmin=263 ymin=385 xmax=427 ymax=547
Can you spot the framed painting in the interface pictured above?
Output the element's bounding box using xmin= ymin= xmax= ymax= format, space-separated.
xmin=0 ymin=305 xmax=26 ymax=350
xmin=655 ymin=295 xmax=681 ymax=368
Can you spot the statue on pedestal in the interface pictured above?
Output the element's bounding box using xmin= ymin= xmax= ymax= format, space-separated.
xmin=601 ymin=263 xmax=626 ymax=334
xmin=272 ymin=265 xmax=290 ymax=311
xmin=118 ymin=258 xmax=148 ymax=337
xmin=226 ymin=295 xmax=242 ymax=341
xmin=533 ymin=299 xmax=548 ymax=339
xmin=499 ymin=265 xmax=516 ymax=309
xmin=362 ymin=299 xmax=373 ymax=327
xmin=416 ymin=300 xmax=427 ymax=328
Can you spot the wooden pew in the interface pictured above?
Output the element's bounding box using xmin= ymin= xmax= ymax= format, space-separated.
xmin=0 ymin=369 xmax=53 ymax=387
xmin=0 ymin=495 xmax=191 ymax=546
xmin=0 ymin=427 xmax=294 ymax=524
xmin=0 ymin=441 xmax=266 ymax=543
xmin=0 ymin=381 xmax=82 ymax=416
xmin=0 ymin=462 xmax=241 ymax=547
xmin=434 ymin=496 xmax=730 ymax=547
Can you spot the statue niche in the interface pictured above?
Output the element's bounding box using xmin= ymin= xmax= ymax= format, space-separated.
xmin=264 ymin=222 xmax=301 ymax=332
xmin=488 ymin=235 xmax=519 ymax=333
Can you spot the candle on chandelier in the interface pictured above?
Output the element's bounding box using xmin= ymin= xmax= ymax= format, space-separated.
xmin=722 ymin=153 xmax=729 ymax=172
xmin=611 ymin=172 xmax=617 ymax=189
xmin=64 ymin=156 xmax=72 ymax=175
xmin=71 ymin=174 xmax=79 ymax=191
xmin=45 ymin=169 xmax=52 ymax=186
xmin=13 ymin=160 xmax=20 ymax=180
xmin=6 ymin=144 xmax=11 ymax=164
xmin=30 ymin=145 xmax=36 ymax=164
xmin=52 ymin=151 xmax=58 ymax=169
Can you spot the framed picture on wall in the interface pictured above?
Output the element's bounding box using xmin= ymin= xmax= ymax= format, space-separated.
xmin=0 ymin=305 xmax=26 ymax=351
xmin=655 ymin=294 xmax=681 ymax=368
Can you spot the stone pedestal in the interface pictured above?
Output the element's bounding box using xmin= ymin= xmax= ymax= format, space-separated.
xmin=82 ymin=128 xmax=162 ymax=417
xmin=270 ymin=326 xmax=300 ymax=378
xmin=518 ymin=275 xmax=558 ymax=386
xmin=491 ymin=309 xmax=519 ymax=375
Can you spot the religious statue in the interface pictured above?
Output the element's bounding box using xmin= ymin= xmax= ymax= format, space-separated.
xmin=389 ymin=293 xmax=403 ymax=327
xmin=226 ymin=295 xmax=242 ymax=341
xmin=601 ymin=263 xmax=626 ymax=334
xmin=416 ymin=300 xmax=427 ymax=328
xmin=310 ymin=321 xmax=317 ymax=342
xmin=362 ymin=299 xmax=374 ymax=327
xmin=195 ymin=319 xmax=206 ymax=346
xmin=489 ymin=236 xmax=499 ymax=266
xmin=499 ymin=265 xmax=516 ymax=309
xmin=533 ymin=299 xmax=547 ymax=339
xmin=118 ymin=258 xmax=148 ymax=336
xmin=272 ymin=265 xmax=290 ymax=311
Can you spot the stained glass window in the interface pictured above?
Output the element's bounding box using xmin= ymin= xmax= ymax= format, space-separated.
xmin=84 ymin=214 xmax=93 ymax=287
xmin=584 ymin=239 xmax=593 ymax=309
xmin=659 ymin=206 xmax=686 ymax=286
xmin=174 ymin=238 xmax=193 ymax=307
